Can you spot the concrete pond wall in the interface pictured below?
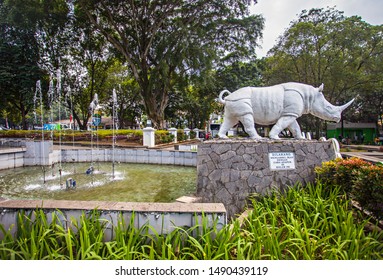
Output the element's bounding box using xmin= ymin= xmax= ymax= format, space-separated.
xmin=61 ymin=148 xmax=196 ymax=166
xmin=197 ymin=139 xmax=337 ymax=219
xmin=0 ymin=139 xmax=197 ymax=169
xmin=0 ymin=199 xmax=226 ymax=241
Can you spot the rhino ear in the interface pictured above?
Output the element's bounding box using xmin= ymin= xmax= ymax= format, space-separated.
xmin=318 ymin=83 xmax=324 ymax=92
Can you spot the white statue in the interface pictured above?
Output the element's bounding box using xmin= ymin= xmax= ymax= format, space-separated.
xmin=217 ymin=82 xmax=354 ymax=140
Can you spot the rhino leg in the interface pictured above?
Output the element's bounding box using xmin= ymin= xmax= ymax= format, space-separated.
xmin=288 ymin=120 xmax=305 ymax=139
xmin=269 ymin=116 xmax=297 ymax=139
xmin=239 ymin=114 xmax=262 ymax=139
xmin=218 ymin=115 xmax=237 ymax=138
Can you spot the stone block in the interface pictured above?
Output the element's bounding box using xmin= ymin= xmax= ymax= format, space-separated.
xmin=197 ymin=139 xmax=337 ymax=219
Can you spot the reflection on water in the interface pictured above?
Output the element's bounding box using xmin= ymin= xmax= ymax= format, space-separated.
xmin=0 ymin=163 xmax=196 ymax=202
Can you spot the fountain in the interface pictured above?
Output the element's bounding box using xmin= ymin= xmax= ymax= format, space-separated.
xmin=0 ymin=82 xmax=225 ymax=241
xmin=56 ymin=68 xmax=63 ymax=181
xmin=1 ymin=73 xmax=230 ymax=242
xmin=2 ymin=81 xmax=198 ymax=201
xmin=0 ymin=162 xmax=196 ymax=202
xmin=35 ymin=80 xmax=48 ymax=184
xmin=47 ymin=77 xmax=55 ymax=140
xmin=112 ymin=88 xmax=118 ymax=179
xmin=0 ymin=79 xmax=200 ymax=203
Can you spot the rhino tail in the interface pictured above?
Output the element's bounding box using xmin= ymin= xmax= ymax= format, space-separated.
xmin=218 ymin=89 xmax=231 ymax=105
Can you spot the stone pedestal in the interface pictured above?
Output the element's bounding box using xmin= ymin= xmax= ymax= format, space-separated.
xmin=197 ymin=139 xmax=337 ymax=219
xmin=143 ymin=127 xmax=156 ymax=147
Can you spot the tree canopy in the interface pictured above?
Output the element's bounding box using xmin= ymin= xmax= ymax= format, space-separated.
xmin=2 ymin=2 xmax=382 ymax=138
xmin=76 ymin=0 xmax=264 ymax=128
xmin=265 ymin=7 xmax=383 ymax=136
xmin=0 ymin=0 xmax=46 ymax=129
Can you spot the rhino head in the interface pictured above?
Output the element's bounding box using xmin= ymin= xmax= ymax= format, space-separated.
xmin=310 ymin=84 xmax=354 ymax=122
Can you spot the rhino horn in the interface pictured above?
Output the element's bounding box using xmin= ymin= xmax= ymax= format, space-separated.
xmin=338 ymin=99 xmax=354 ymax=112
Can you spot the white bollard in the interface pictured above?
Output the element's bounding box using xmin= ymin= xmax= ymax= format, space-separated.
xmin=193 ymin=128 xmax=200 ymax=139
xmin=143 ymin=127 xmax=156 ymax=147
xmin=168 ymin=127 xmax=177 ymax=143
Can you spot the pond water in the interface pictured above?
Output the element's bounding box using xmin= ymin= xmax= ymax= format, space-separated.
xmin=0 ymin=163 xmax=196 ymax=202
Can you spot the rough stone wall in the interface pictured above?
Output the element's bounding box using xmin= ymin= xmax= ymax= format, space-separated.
xmin=197 ymin=139 xmax=336 ymax=219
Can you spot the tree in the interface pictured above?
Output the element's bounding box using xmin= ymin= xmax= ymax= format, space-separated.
xmin=265 ymin=7 xmax=383 ymax=137
xmin=216 ymin=59 xmax=266 ymax=91
xmin=60 ymin=22 xmax=114 ymax=130
xmin=76 ymin=0 xmax=264 ymax=128
xmin=0 ymin=3 xmax=43 ymax=129
xmin=103 ymin=60 xmax=143 ymax=129
xmin=166 ymin=81 xmax=217 ymax=130
xmin=0 ymin=0 xmax=70 ymax=128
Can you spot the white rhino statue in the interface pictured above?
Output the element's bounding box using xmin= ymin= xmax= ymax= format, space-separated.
xmin=217 ymin=82 xmax=354 ymax=140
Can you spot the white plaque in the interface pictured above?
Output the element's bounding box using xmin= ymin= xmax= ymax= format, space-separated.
xmin=268 ymin=152 xmax=296 ymax=170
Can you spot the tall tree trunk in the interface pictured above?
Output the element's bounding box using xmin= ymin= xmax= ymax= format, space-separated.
xmin=21 ymin=103 xmax=28 ymax=130
xmin=141 ymin=85 xmax=169 ymax=129
xmin=144 ymin=97 xmax=166 ymax=129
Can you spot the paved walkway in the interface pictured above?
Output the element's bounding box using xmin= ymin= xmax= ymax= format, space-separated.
xmin=341 ymin=152 xmax=383 ymax=163
xmin=341 ymin=144 xmax=383 ymax=163
xmin=343 ymin=144 xmax=382 ymax=151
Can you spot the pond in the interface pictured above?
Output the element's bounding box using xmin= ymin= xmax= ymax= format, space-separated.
xmin=0 ymin=162 xmax=196 ymax=203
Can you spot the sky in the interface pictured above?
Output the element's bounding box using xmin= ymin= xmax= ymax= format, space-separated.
xmin=251 ymin=0 xmax=383 ymax=57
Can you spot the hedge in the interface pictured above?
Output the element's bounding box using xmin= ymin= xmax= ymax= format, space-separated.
xmin=315 ymin=157 xmax=383 ymax=220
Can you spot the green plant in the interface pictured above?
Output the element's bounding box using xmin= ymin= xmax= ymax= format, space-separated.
xmin=177 ymin=129 xmax=186 ymax=142
xmin=244 ymin=183 xmax=383 ymax=259
xmin=315 ymin=157 xmax=371 ymax=194
xmin=190 ymin=131 xmax=196 ymax=139
xmin=352 ymin=165 xmax=383 ymax=220
xmin=316 ymin=157 xmax=383 ymax=219
xmin=155 ymin=130 xmax=172 ymax=144
xmin=1 ymin=184 xmax=382 ymax=260
xmin=13 ymin=209 xmax=69 ymax=259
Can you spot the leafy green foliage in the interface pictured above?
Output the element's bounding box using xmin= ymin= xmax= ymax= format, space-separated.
xmin=352 ymin=165 xmax=383 ymax=220
xmin=315 ymin=157 xmax=383 ymax=220
xmin=1 ymin=183 xmax=382 ymax=260
xmin=0 ymin=22 xmax=42 ymax=129
xmin=265 ymin=7 xmax=383 ymax=134
xmin=77 ymin=0 xmax=264 ymax=128
xmin=244 ymin=183 xmax=382 ymax=259
xmin=216 ymin=60 xmax=266 ymax=91
xmin=315 ymin=157 xmax=371 ymax=194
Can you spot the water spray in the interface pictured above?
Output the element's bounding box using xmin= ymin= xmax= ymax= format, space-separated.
xmin=36 ymin=80 xmax=46 ymax=184
xmin=56 ymin=68 xmax=63 ymax=187
xmin=112 ymin=88 xmax=118 ymax=179
xmin=89 ymin=93 xmax=100 ymax=185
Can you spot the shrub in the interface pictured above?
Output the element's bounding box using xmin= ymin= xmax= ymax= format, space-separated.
xmin=177 ymin=129 xmax=186 ymax=142
xmin=334 ymin=157 xmax=372 ymax=194
xmin=315 ymin=157 xmax=371 ymax=194
xmin=155 ymin=130 xmax=173 ymax=144
xmin=316 ymin=157 xmax=383 ymax=220
xmin=190 ymin=131 xmax=196 ymax=139
xmin=314 ymin=159 xmax=339 ymax=187
xmin=352 ymin=164 xmax=383 ymax=220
